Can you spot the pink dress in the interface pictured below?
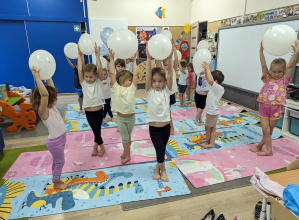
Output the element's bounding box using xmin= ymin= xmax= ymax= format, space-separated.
xmin=257 ymin=74 xmax=291 ymax=106
xmin=188 ymin=72 xmax=195 ymax=88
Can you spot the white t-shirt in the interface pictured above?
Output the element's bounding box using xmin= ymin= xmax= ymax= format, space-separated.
xmin=205 ymin=82 xmax=225 ymax=115
xmin=165 ymin=68 xmax=178 ymax=94
xmin=81 ymin=78 xmax=105 ymax=108
xmin=101 ymin=77 xmax=111 ymax=99
xmin=126 ymin=62 xmax=133 ymax=72
xmin=146 ymin=86 xmax=171 ymax=122
xmin=196 ymin=73 xmax=210 ymax=92
xmin=178 ymin=70 xmax=187 ymax=85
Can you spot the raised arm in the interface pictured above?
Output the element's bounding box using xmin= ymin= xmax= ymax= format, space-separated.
xmin=77 ymin=45 xmax=84 ymax=84
xmin=65 ymin=54 xmax=75 ymax=69
xmin=179 ymin=63 xmax=186 ymax=74
xmin=156 ymin=60 xmax=162 ymax=67
xmin=202 ymin=61 xmax=214 ymax=86
xmin=166 ymin=50 xmax=173 ymax=91
xmin=132 ymin=51 xmax=138 ymax=88
xmin=46 ymin=78 xmax=55 ymax=88
xmin=260 ymin=41 xmax=270 ymax=77
xmin=172 ymin=39 xmax=179 ymax=70
xmin=285 ymin=39 xmax=299 ymax=80
xmin=95 ymin=43 xmax=103 ymax=81
xmin=145 ymin=44 xmax=152 ymax=92
xmin=108 ymin=48 xmax=116 ymax=86
xmin=30 ymin=66 xmax=49 ymax=120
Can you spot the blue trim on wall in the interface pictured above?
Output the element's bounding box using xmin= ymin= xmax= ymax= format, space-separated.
xmin=0 ymin=15 xmax=86 ymax=23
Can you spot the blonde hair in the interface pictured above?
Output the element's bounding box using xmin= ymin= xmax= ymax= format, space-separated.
xmin=31 ymin=86 xmax=57 ymax=110
xmin=270 ymin=58 xmax=287 ymax=72
xmin=116 ymin=70 xmax=133 ymax=85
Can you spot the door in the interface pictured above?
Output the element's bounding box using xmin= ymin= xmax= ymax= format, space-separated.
xmin=190 ymin=21 xmax=199 ymax=62
xmin=26 ymin=21 xmax=82 ymax=93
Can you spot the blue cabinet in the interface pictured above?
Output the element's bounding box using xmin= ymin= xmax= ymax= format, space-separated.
xmin=0 ymin=20 xmax=33 ymax=89
xmin=26 ymin=21 xmax=82 ymax=93
xmin=27 ymin=0 xmax=84 ymax=19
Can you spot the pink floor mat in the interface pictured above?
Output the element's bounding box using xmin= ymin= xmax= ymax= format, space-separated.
xmin=4 ymin=140 xmax=159 ymax=179
xmin=172 ymin=138 xmax=299 ymax=188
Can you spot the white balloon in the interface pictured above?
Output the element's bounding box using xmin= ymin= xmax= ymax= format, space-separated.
xmin=197 ymin=40 xmax=210 ymax=50
xmin=262 ymin=25 xmax=297 ymax=56
xmin=172 ymin=50 xmax=182 ymax=61
xmin=160 ymin=30 xmax=172 ymax=40
xmin=64 ymin=42 xmax=78 ymax=59
xmin=107 ymin=30 xmax=138 ymax=59
xmin=29 ymin=50 xmax=56 ymax=80
xmin=192 ymin=49 xmax=211 ymax=74
xmin=100 ymin=56 xmax=108 ymax=69
xmin=78 ymin=33 xmax=95 ymax=55
xmin=148 ymin=34 xmax=172 ymax=60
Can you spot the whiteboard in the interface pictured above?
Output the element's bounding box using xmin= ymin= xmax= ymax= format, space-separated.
xmin=88 ymin=17 xmax=128 ymax=64
xmin=216 ymin=18 xmax=299 ymax=94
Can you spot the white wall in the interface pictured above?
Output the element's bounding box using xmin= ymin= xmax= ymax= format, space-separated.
xmin=87 ymin=0 xmax=191 ymax=26
xmin=191 ymin=0 xmax=299 ymax=23
xmin=191 ymin=0 xmax=245 ymax=23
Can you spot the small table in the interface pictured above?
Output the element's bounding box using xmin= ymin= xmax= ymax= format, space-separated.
xmin=253 ymin=169 xmax=299 ymax=220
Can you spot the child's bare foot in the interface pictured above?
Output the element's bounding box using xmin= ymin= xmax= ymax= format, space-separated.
xmin=120 ymin=152 xmax=126 ymax=159
xmin=112 ymin=117 xmax=117 ymax=122
xmin=92 ymin=148 xmax=98 ymax=156
xmin=257 ymin=151 xmax=273 ymax=156
xmin=204 ymin=144 xmax=215 ymax=149
xmin=153 ymin=172 xmax=160 ymax=180
xmin=53 ymin=181 xmax=68 ymax=190
xmin=98 ymin=146 xmax=105 ymax=157
xmin=249 ymin=145 xmax=263 ymax=152
xmin=200 ymin=142 xmax=209 ymax=148
xmin=161 ymin=171 xmax=169 ymax=182
xmin=79 ymin=110 xmax=83 ymax=114
xmin=121 ymin=156 xmax=131 ymax=164
xmin=195 ymin=121 xmax=204 ymax=126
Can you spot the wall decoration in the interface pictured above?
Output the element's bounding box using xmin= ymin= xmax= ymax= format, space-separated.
xmin=220 ymin=4 xmax=299 ymax=27
xmin=183 ymin=24 xmax=191 ymax=34
xmin=136 ymin=27 xmax=159 ymax=58
xmin=155 ymin=7 xmax=166 ymax=19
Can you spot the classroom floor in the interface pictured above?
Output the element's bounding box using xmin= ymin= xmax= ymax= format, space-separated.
xmin=6 ymin=89 xmax=263 ymax=220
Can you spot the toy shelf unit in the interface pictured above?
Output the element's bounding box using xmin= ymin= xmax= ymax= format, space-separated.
xmin=281 ymin=99 xmax=299 ymax=141
xmin=0 ymin=91 xmax=36 ymax=132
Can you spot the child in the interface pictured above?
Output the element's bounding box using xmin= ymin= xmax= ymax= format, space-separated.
xmin=101 ymin=68 xmax=114 ymax=122
xmin=186 ymin=63 xmax=195 ymax=104
xmin=108 ymin=49 xmax=138 ymax=164
xmin=177 ymin=60 xmax=188 ymax=106
xmin=156 ymin=39 xmax=178 ymax=135
xmin=195 ymin=68 xmax=211 ymax=126
xmin=65 ymin=55 xmax=84 ymax=114
xmin=146 ymin=44 xmax=173 ymax=182
xmin=125 ymin=58 xmax=133 ymax=72
xmin=30 ymin=66 xmax=68 ymax=190
xmin=78 ymin=43 xmax=106 ymax=157
xmin=115 ymin=58 xmax=126 ymax=75
xmin=200 ymin=62 xmax=224 ymax=149
xmin=250 ymin=40 xmax=299 ymax=156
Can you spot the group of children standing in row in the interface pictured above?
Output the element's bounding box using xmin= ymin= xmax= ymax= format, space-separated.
xmin=30 ymin=38 xmax=299 ymax=189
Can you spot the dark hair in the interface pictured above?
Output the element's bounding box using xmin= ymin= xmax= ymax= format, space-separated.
xmin=180 ymin=60 xmax=187 ymax=68
xmin=152 ymin=67 xmax=166 ymax=80
xmin=115 ymin=58 xmax=125 ymax=68
xmin=83 ymin=64 xmax=97 ymax=75
xmin=212 ymin=70 xmax=224 ymax=84
xmin=102 ymin=68 xmax=108 ymax=73
xmin=31 ymin=86 xmax=58 ymax=110
xmin=103 ymin=55 xmax=110 ymax=62
xmin=270 ymin=58 xmax=286 ymax=72
xmin=116 ymin=70 xmax=133 ymax=85
xmin=187 ymin=63 xmax=194 ymax=72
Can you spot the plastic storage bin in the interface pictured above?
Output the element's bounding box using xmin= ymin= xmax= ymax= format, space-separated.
xmin=290 ymin=109 xmax=299 ymax=136
xmin=276 ymin=114 xmax=284 ymax=129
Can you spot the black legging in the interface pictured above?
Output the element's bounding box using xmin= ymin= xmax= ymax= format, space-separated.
xmin=85 ymin=109 xmax=104 ymax=145
xmin=103 ymin=98 xmax=113 ymax=119
xmin=149 ymin=124 xmax=170 ymax=163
